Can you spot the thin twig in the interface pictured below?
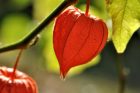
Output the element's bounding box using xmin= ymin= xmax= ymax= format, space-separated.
xmin=0 ymin=0 xmax=78 ymax=53
xmin=11 ymin=49 xmax=23 ymax=80
xmin=85 ymin=0 xmax=90 ymax=16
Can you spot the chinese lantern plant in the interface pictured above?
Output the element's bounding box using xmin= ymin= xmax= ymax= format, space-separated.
xmin=0 ymin=50 xmax=38 ymax=93
xmin=53 ymin=0 xmax=108 ymax=78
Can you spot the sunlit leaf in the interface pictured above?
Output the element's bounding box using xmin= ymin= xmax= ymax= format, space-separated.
xmin=107 ymin=0 xmax=140 ymax=53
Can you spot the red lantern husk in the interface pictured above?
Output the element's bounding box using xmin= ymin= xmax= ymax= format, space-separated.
xmin=0 ymin=67 xmax=38 ymax=93
xmin=53 ymin=6 xmax=108 ymax=78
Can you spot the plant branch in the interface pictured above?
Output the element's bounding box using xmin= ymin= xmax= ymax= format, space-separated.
xmin=116 ymin=54 xmax=126 ymax=93
xmin=0 ymin=0 xmax=78 ymax=53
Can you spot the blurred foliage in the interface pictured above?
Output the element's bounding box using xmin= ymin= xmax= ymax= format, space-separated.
xmin=80 ymin=0 xmax=109 ymax=20
xmin=0 ymin=14 xmax=31 ymax=44
xmin=11 ymin=0 xmax=31 ymax=8
xmin=34 ymin=0 xmax=62 ymax=21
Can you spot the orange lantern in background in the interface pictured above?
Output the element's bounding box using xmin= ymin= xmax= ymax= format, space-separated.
xmin=0 ymin=67 xmax=38 ymax=93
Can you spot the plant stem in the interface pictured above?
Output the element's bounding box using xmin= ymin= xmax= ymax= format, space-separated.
xmin=116 ymin=54 xmax=126 ymax=93
xmin=85 ymin=0 xmax=90 ymax=16
xmin=0 ymin=0 xmax=78 ymax=53
xmin=11 ymin=49 xmax=23 ymax=80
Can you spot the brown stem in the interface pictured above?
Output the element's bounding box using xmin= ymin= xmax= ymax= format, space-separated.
xmin=85 ymin=0 xmax=90 ymax=16
xmin=0 ymin=0 xmax=78 ymax=53
xmin=11 ymin=49 xmax=23 ymax=80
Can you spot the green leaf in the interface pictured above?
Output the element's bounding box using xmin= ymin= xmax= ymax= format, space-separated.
xmin=107 ymin=0 xmax=140 ymax=53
